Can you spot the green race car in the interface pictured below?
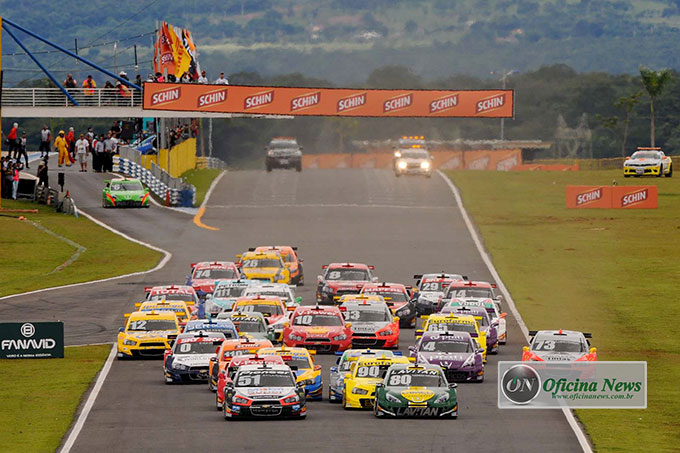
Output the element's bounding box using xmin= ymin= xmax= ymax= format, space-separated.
xmin=374 ymin=364 xmax=458 ymax=418
xmin=102 ymin=178 xmax=150 ymax=208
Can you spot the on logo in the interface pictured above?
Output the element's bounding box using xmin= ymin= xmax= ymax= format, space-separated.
xmin=21 ymin=323 xmax=35 ymax=338
xmin=501 ymin=364 xmax=541 ymax=404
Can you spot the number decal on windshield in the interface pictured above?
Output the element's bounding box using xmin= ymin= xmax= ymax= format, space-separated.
xmin=347 ymin=311 xmax=361 ymax=321
xmin=356 ymin=366 xmax=380 ymax=378
xmin=388 ymin=374 xmax=411 ymax=386
xmin=328 ymin=271 xmax=341 ymax=280
xmin=128 ymin=320 xmax=147 ymax=330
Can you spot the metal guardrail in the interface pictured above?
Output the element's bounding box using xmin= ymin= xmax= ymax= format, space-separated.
xmin=1 ymin=88 xmax=142 ymax=107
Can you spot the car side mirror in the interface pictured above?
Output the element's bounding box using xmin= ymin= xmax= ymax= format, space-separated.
xmin=408 ymin=345 xmax=416 ymax=353
xmin=500 ymin=313 xmax=507 ymax=318
xmin=523 ymin=346 xmax=530 ymax=352
xmin=317 ymin=275 xmax=323 ymax=282
xmin=372 ymin=277 xmax=379 ymax=282
xmin=205 ymin=294 xmax=213 ymax=300
xmin=314 ymin=364 xmax=322 ymax=371
xmin=375 ymin=383 xmax=384 ymax=389
xmin=118 ymin=327 xmax=124 ymax=333
xmin=345 ymin=322 xmax=352 ymax=328
xmin=344 ymin=373 xmax=352 ymax=379
xmin=330 ymin=366 xmax=338 ymax=373
xmin=448 ymin=382 xmax=457 ymax=389
xmin=295 ymin=296 xmax=302 ymax=303
xmin=590 ymin=347 xmax=597 ymax=354
xmin=393 ymin=316 xmax=400 ymax=323
xmin=495 ymin=295 xmax=503 ymax=302
xmin=415 ymin=329 xmax=423 ymax=337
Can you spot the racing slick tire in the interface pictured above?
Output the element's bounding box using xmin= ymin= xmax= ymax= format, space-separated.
xmin=623 ymin=174 xmax=630 ymax=178
xmin=266 ymin=163 xmax=272 ymax=173
xmin=657 ymin=167 xmax=663 ymax=177
xmin=296 ymin=163 xmax=302 ymax=172
xmin=667 ymin=164 xmax=673 ymax=177
xmin=342 ymin=393 xmax=350 ymax=410
xmin=395 ymin=172 xmax=401 ymax=177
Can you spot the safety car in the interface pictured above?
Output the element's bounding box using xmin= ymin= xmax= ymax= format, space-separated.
xmin=117 ymin=311 xmax=180 ymax=359
xmin=339 ymin=299 xmax=400 ymax=349
xmin=163 ymin=331 xmax=225 ymax=383
xmin=374 ymin=364 xmax=458 ymax=418
xmin=316 ymin=262 xmax=377 ymax=305
xmin=223 ymin=363 xmax=306 ymax=419
xmin=250 ymin=246 xmax=304 ymax=285
xmin=283 ymin=305 xmax=353 ymax=353
xmin=208 ymin=338 xmax=274 ymax=391
xmin=360 ymin=282 xmax=417 ymax=328
xmin=410 ymin=331 xmax=484 ymax=383
xmin=623 ymin=147 xmax=672 ymax=177
xmin=522 ymin=330 xmax=597 ymax=362
xmin=236 ymin=251 xmax=291 ymax=284
xmin=394 ymin=148 xmax=433 ymax=177
xmin=241 ymin=282 xmax=302 ymax=309
xmin=342 ymin=354 xmax=411 ymax=409
xmin=258 ymin=346 xmax=323 ymax=400
xmin=265 ymin=136 xmax=303 ymax=172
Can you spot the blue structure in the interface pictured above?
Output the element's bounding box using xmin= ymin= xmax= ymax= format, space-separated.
xmin=1 ymin=18 xmax=142 ymax=106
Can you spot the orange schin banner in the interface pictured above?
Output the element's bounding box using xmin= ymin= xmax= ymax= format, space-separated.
xmin=566 ymin=186 xmax=657 ymax=209
xmin=143 ymin=83 xmax=514 ymax=118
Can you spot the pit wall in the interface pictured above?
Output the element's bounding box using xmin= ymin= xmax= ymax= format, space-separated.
xmin=302 ymin=149 xmax=522 ymax=171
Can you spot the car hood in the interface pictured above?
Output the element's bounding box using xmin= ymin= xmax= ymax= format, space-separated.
xmin=108 ymin=189 xmax=146 ymax=199
xmin=625 ymin=158 xmax=662 ymax=165
xmin=292 ymin=326 xmax=346 ymax=337
xmin=243 ymin=268 xmax=281 ymax=277
xmin=533 ymin=351 xmax=586 ymax=361
xmin=325 ymin=281 xmax=368 ymax=290
xmin=236 ymin=387 xmax=295 ymax=399
xmin=396 ymin=387 xmax=437 ymax=403
xmin=125 ymin=330 xmax=175 ymax=340
xmin=171 ymin=353 xmax=214 ymax=366
xmin=351 ymin=321 xmax=390 ymax=334
xmin=266 ymin=314 xmax=287 ymax=326
xmin=417 ymin=292 xmax=443 ymax=301
xmin=418 ymin=351 xmax=474 ymax=368
xmin=389 ymin=301 xmax=409 ymax=310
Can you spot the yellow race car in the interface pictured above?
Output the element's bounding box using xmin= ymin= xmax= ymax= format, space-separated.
xmin=418 ymin=313 xmax=487 ymax=361
xmin=117 ymin=311 xmax=180 ymax=359
xmin=236 ymin=251 xmax=291 ymax=284
xmin=342 ymin=353 xmax=412 ymax=409
xmin=258 ymin=346 xmax=323 ymax=400
xmin=135 ymin=300 xmax=193 ymax=328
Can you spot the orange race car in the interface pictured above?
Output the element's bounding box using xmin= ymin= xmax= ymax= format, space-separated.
xmin=250 ymin=246 xmax=304 ymax=286
xmin=207 ymin=337 xmax=273 ymax=391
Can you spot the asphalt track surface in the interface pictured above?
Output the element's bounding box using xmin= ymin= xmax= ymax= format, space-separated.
xmin=1 ymin=164 xmax=582 ymax=452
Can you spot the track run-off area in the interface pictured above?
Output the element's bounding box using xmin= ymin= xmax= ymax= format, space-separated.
xmin=1 ymin=165 xmax=586 ymax=452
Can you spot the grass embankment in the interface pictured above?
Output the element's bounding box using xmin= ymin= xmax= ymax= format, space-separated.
xmin=446 ymin=170 xmax=679 ymax=452
xmin=0 ymin=200 xmax=162 ymax=297
xmin=181 ymin=168 xmax=222 ymax=206
xmin=0 ymin=345 xmax=111 ymax=452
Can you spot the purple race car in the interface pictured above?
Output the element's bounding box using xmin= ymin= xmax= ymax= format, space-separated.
xmin=409 ymin=331 xmax=484 ymax=383
xmin=441 ymin=305 xmax=499 ymax=354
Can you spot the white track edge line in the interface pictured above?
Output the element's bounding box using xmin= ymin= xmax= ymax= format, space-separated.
xmin=436 ymin=170 xmax=592 ymax=453
xmin=201 ymin=170 xmax=226 ymax=209
xmin=59 ymin=343 xmax=117 ymax=453
xmin=0 ymin=209 xmax=172 ymax=301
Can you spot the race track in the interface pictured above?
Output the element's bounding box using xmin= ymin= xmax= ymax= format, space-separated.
xmin=1 ymin=165 xmax=582 ymax=452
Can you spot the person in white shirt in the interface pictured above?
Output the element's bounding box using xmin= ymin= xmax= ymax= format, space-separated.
xmin=39 ymin=125 xmax=51 ymax=158
xmin=214 ymin=72 xmax=229 ymax=85
xmin=197 ymin=70 xmax=208 ymax=84
xmin=75 ymin=133 xmax=89 ymax=172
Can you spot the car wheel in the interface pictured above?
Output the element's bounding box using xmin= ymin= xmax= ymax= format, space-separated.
xmin=668 ymin=164 xmax=673 ymax=177
xmin=657 ymin=167 xmax=662 ymax=177
xmin=266 ymin=164 xmax=272 ymax=173
xmin=342 ymin=393 xmax=349 ymax=409
xmin=395 ymin=172 xmax=401 ymax=177
xmin=296 ymin=164 xmax=302 ymax=172
xmin=223 ymin=404 xmax=229 ymax=420
xmin=623 ymin=174 xmax=630 ymax=178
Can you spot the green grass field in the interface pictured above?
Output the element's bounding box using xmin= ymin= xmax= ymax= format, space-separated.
xmin=0 ymin=200 xmax=162 ymax=297
xmin=181 ymin=168 xmax=223 ymax=206
xmin=446 ymin=169 xmax=680 ymax=452
xmin=0 ymin=345 xmax=111 ymax=452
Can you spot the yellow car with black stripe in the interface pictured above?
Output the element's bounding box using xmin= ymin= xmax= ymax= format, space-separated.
xmin=236 ymin=251 xmax=291 ymax=284
xmin=257 ymin=346 xmax=323 ymax=400
xmin=418 ymin=313 xmax=487 ymax=362
xmin=342 ymin=354 xmax=412 ymax=409
xmin=117 ymin=311 xmax=180 ymax=359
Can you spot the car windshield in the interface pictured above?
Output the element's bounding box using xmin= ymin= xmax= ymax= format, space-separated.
xmin=419 ymin=281 xmax=444 ymax=292
xmin=236 ymin=303 xmax=282 ymax=316
xmin=236 ymin=370 xmax=295 ymax=387
xmin=186 ymin=327 xmax=236 ymax=339
xmin=420 ymin=340 xmax=472 ymax=353
xmin=326 ymin=269 xmax=368 ymax=281
xmin=269 ymin=140 xmax=297 ymax=149
xmin=364 ymin=290 xmax=408 ymax=303
xmin=232 ymin=319 xmax=266 ymax=332
xmin=214 ymin=285 xmax=247 ymax=298
xmin=345 ymin=309 xmax=390 ymax=322
xmin=293 ymin=313 xmax=343 ymax=326
xmin=245 ymin=290 xmax=291 ymax=303
xmin=243 ymin=259 xmax=281 ymax=268
xmin=428 ymin=322 xmax=476 ymax=334
xmin=631 ymin=151 xmax=661 ymax=159
xmin=338 ymin=359 xmax=354 ymax=372
xmin=174 ymin=341 xmax=218 ymax=354
xmin=111 ymin=181 xmax=143 ymax=191
xmin=193 ymin=268 xmax=237 ymax=279
xmin=355 ymin=364 xmax=392 ymax=379
xmin=281 ymin=356 xmax=311 ymax=369
xmin=127 ymin=319 xmax=176 ymax=331
xmin=281 ymin=253 xmax=295 ymax=262
xmin=148 ymin=293 xmax=192 ymax=302
xmin=401 ymin=150 xmax=428 ymax=159
xmin=222 ymin=349 xmax=251 ymax=360
xmin=447 ymin=288 xmax=493 ymax=299
xmin=532 ymin=339 xmax=586 ymax=353
xmin=387 ymin=370 xmax=443 ymax=387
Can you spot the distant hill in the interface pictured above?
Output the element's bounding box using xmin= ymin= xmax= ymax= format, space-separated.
xmin=3 ymin=0 xmax=680 ymax=85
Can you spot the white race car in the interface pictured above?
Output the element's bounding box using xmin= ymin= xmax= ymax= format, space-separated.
xmin=241 ymin=282 xmax=301 ymax=310
xmin=623 ymin=148 xmax=672 ymax=177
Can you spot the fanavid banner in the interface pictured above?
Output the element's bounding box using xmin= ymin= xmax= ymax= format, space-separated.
xmin=143 ymin=83 xmax=514 ymax=118
xmin=0 ymin=322 xmax=64 ymax=358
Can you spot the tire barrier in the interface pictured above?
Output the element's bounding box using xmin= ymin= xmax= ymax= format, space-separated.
xmin=113 ymin=156 xmax=196 ymax=207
